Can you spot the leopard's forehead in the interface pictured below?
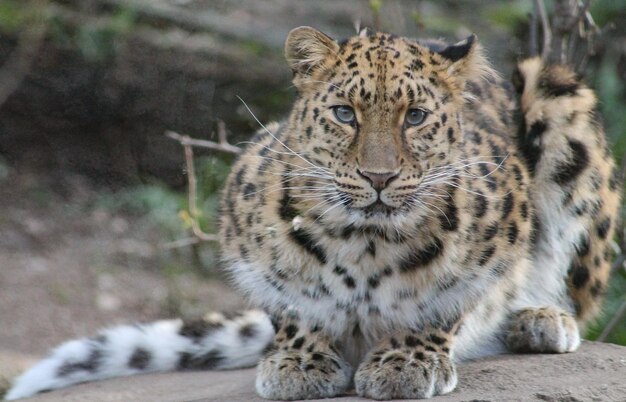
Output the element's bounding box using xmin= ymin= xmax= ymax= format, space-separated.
xmin=311 ymin=33 xmax=454 ymax=109
xmin=336 ymin=33 xmax=442 ymax=76
xmin=339 ymin=32 xmax=423 ymax=56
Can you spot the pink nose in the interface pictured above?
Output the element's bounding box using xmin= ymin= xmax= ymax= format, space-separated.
xmin=357 ymin=170 xmax=399 ymax=192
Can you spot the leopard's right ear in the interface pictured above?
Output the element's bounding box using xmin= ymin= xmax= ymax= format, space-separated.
xmin=284 ymin=26 xmax=339 ymax=79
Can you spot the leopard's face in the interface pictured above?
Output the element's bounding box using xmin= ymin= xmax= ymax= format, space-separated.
xmin=283 ymin=30 xmax=474 ymax=223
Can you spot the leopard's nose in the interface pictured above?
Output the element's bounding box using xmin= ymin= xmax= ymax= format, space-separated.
xmin=357 ymin=170 xmax=399 ymax=192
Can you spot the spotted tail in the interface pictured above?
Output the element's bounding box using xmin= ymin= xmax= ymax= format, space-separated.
xmin=5 ymin=310 xmax=274 ymax=400
xmin=513 ymin=58 xmax=621 ymax=323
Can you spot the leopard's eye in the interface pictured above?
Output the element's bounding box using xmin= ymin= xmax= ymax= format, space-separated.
xmin=332 ymin=106 xmax=356 ymax=125
xmin=405 ymin=108 xmax=427 ymax=126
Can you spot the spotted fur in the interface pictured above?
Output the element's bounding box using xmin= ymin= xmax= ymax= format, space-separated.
xmin=6 ymin=28 xmax=621 ymax=401
xmin=5 ymin=311 xmax=274 ymax=400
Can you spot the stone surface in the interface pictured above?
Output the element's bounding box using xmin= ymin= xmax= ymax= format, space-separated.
xmin=14 ymin=341 xmax=626 ymax=402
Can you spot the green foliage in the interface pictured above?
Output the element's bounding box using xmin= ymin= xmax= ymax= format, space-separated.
xmin=95 ymin=155 xmax=232 ymax=276
xmin=76 ymin=25 xmax=116 ymax=61
xmin=194 ymin=156 xmax=232 ymax=232
xmin=0 ymin=1 xmax=136 ymax=62
xmin=107 ymin=7 xmax=137 ymax=35
xmin=0 ymin=0 xmax=44 ymax=33
xmin=264 ymin=90 xmax=293 ymax=117
xmin=369 ymin=0 xmax=383 ymax=14
xmin=0 ymin=156 xmax=9 ymax=182
xmin=586 ymin=268 xmax=626 ymax=345
xmin=76 ymin=8 xmax=137 ymax=61
xmin=412 ymin=12 xmax=460 ymax=36
xmin=483 ymin=1 xmax=532 ymax=31
xmin=48 ymin=14 xmax=73 ymax=47
xmin=0 ymin=1 xmax=27 ymax=32
xmin=590 ymin=0 xmax=626 ymax=25
xmin=592 ymin=55 xmax=626 ymax=159
xmin=98 ymin=183 xmax=186 ymax=238
xmin=239 ymin=39 xmax=268 ymax=57
xmin=196 ymin=156 xmax=231 ymax=195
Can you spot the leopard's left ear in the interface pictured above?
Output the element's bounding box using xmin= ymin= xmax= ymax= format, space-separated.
xmin=438 ymin=34 xmax=477 ymax=63
xmin=436 ymin=34 xmax=494 ymax=88
xmin=285 ymin=26 xmax=339 ymax=80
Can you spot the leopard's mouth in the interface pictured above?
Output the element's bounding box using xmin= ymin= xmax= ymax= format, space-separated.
xmin=360 ymin=199 xmax=397 ymax=215
xmin=333 ymin=190 xmax=401 ymax=216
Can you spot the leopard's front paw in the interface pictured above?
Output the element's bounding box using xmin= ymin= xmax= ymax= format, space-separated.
xmin=506 ymin=307 xmax=580 ymax=353
xmin=255 ymin=348 xmax=352 ymax=400
xmin=355 ymin=343 xmax=457 ymax=400
xmin=256 ymin=309 xmax=352 ymax=400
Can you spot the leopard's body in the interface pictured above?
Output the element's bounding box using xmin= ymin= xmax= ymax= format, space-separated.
xmin=6 ymin=27 xmax=621 ymax=401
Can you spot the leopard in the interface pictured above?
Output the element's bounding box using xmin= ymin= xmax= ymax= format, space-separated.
xmin=6 ymin=26 xmax=621 ymax=401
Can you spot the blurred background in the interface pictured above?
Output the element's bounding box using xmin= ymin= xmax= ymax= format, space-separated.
xmin=0 ymin=0 xmax=625 ymax=391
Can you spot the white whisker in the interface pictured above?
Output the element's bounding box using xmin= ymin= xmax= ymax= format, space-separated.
xmin=237 ymin=96 xmax=324 ymax=172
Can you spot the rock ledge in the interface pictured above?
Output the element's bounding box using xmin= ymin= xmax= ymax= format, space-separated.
xmin=18 ymin=341 xmax=626 ymax=401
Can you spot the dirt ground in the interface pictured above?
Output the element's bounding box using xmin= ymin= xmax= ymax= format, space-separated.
xmin=0 ymin=168 xmax=245 ymax=391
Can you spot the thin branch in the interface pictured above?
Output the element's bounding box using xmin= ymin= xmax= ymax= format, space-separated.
xmin=182 ymin=140 xmax=218 ymax=242
xmin=530 ymin=6 xmax=539 ymax=57
xmin=166 ymin=130 xmax=241 ymax=155
xmin=530 ymin=0 xmax=613 ymax=74
xmin=566 ymin=16 xmax=579 ymax=64
xmin=577 ymin=19 xmax=613 ymax=73
xmin=159 ymin=237 xmax=203 ymax=250
xmin=576 ymin=0 xmax=599 ymax=71
xmin=165 ymin=124 xmax=241 ymax=244
xmin=216 ymin=120 xmax=229 ymax=147
xmin=535 ymin=0 xmax=552 ymax=60
xmin=597 ymin=298 xmax=626 ymax=342
xmin=553 ymin=0 xmax=579 ymax=64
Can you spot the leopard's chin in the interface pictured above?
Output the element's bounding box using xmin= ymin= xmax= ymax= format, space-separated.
xmin=360 ymin=199 xmax=398 ymax=217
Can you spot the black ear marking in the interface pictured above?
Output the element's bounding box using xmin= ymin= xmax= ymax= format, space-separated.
xmin=438 ymin=34 xmax=477 ymax=62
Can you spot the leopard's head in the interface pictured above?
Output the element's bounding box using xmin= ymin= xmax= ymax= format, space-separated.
xmin=279 ymin=27 xmax=492 ymax=226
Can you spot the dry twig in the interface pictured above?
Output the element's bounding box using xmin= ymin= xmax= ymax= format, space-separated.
xmin=529 ymin=4 xmax=540 ymax=56
xmin=165 ymin=123 xmax=242 ymax=245
xmin=534 ymin=0 xmax=553 ymax=60
xmin=181 ymin=140 xmax=218 ymax=242
xmin=159 ymin=236 xmax=202 ymax=250
xmin=531 ymin=0 xmax=614 ymax=73
xmin=165 ymin=126 xmax=241 ymax=155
